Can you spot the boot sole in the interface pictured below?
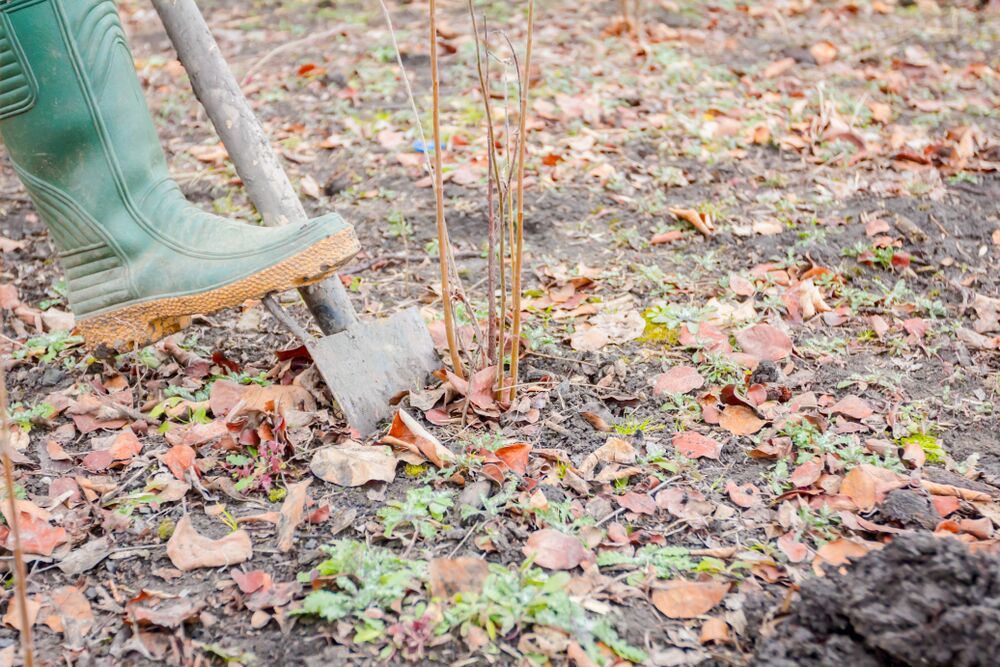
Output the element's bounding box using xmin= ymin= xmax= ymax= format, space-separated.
xmin=78 ymin=228 xmax=359 ymax=349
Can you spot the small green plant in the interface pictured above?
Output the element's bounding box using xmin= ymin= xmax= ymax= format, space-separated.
xmin=387 ymin=209 xmax=413 ymax=239
xmin=378 ymin=486 xmax=454 ymax=539
xmin=613 ymin=413 xmax=662 ymax=436
xmin=6 ymin=402 xmax=56 ymax=433
xmin=440 ymin=564 xmax=646 ymax=664
xmin=13 ymin=330 xmax=84 ymax=362
xmin=598 ymin=545 xmax=749 ymax=585
xmin=296 ymin=540 xmax=428 ymax=643
xmin=698 ymin=351 xmax=747 ymax=385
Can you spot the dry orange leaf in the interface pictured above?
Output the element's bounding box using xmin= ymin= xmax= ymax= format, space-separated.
xmin=654 ymin=366 xmax=705 ymax=396
xmin=523 ymin=529 xmax=587 ymax=570
xmin=810 ymin=40 xmax=838 ymax=65
xmin=651 ymin=580 xmax=729 ymax=619
xmin=276 ymin=479 xmax=311 ymax=553
xmin=812 ymin=539 xmax=874 ymax=576
xmin=735 ymin=323 xmax=793 ymax=362
xmin=726 ymin=481 xmax=762 ymax=508
xmin=841 ymin=466 xmax=877 ymax=511
xmin=778 ymin=532 xmax=809 ymax=563
xmin=166 ymin=515 xmax=253 ymax=571
xmin=790 ymin=459 xmax=823 ymax=488
xmin=669 ymin=207 xmax=715 ymax=237
xmin=763 ymin=57 xmax=796 ymax=78
xmin=673 ymin=431 xmax=723 ymax=460
xmin=384 ymin=409 xmax=455 ymax=468
xmin=699 ymin=617 xmax=731 ymax=644
xmin=310 ymin=443 xmax=397 ymax=487
xmin=162 ymin=444 xmax=196 ymax=481
xmin=719 ymin=405 xmax=766 ymax=436
xmin=828 ymin=395 xmax=874 ymax=420
xmin=429 ymin=557 xmax=489 ymax=599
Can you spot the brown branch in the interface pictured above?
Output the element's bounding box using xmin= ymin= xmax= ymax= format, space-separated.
xmin=507 ymin=0 xmax=535 ymax=403
xmin=0 ymin=368 xmax=34 ymax=667
xmin=429 ymin=0 xmax=464 ymax=379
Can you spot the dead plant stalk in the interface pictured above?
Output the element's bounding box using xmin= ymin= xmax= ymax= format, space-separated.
xmin=0 ymin=368 xmax=34 ymax=667
xmin=429 ymin=0 xmax=464 ymax=379
xmin=507 ymin=0 xmax=535 ymax=403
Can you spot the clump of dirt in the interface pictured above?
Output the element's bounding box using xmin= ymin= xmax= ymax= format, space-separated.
xmin=752 ymin=534 xmax=1000 ymax=667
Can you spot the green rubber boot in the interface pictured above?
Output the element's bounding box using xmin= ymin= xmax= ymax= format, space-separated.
xmin=0 ymin=0 xmax=358 ymax=348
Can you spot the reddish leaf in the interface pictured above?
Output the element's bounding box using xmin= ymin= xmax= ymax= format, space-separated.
xmin=5 ymin=512 xmax=68 ymax=556
xmin=653 ymin=366 xmax=705 ymax=396
xmin=790 ymin=459 xmax=823 ymax=488
xmin=651 ymin=580 xmax=729 ymax=619
xmin=840 ymin=466 xmax=877 ymax=511
xmin=209 ymin=380 xmax=246 ymax=417
xmin=429 ymin=557 xmax=489 ymax=598
xmin=812 ymin=539 xmax=874 ymax=576
xmin=162 ymin=445 xmax=196 ymax=481
xmin=495 ymin=443 xmax=531 ymax=476
xmin=672 ymin=431 xmax=723 ymax=460
xmin=777 ymin=533 xmax=809 ymax=563
xmin=735 ymin=324 xmax=793 ymax=362
xmin=725 ymin=481 xmax=762 ymax=508
xmin=166 ymin=515 xmax=252 ymax=571
xmin=617 ymin=492 xmax=657 ymax=516
xmin=231 ymin=570 xmax=273 ymax=595
xmin=523 ymin=529 xmax=587 ymax=570
xmin=829 ymin=395 xmax=874 ymax=420
xmin=719 ymin=405 xmax=766 ymax=436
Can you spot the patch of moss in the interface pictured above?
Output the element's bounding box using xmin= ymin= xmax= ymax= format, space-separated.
xmin=404 ymin=463 xmax=428 ymax=478
xmin=639 ymin=309 xmax=681 ymax=345
xmin=900 ymin=433 xmax=946 ymax=464
xmin=158 ymin=518 xmax=175 ymax=541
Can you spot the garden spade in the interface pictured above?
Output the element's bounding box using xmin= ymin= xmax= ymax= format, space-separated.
xmin=153 ymin=0 xmax=439 ymax=435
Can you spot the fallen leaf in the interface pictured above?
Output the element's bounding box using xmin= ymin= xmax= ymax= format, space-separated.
xmin=841 ymin=466 xmax=877 ymax=511
xmin=1 ymin=510 xmax=68 ymax=556
xmin=810 ymin=40 xmax=838 ymax=65
xmin=828 ymin=395 xmax=874 ymax=420
xmin=231 ymin=569 xmax=273 ymax=595
xmin=523 ymin=529 xmax=587 ymax=570
xmin=429 ymin=557 xmax=489 ymax=598
xmin=790 ymin=459 xmax=823 ymax=488
xmin=812 ymin=539 xmax=874 ymax=576
xmin=162 ymin=444 xmax=197 ymax=481
xmin=384 ymin=409 xmax=455 ymax=467
xmin=277 ymin=479 xmax=311 ymax=553
xmin=778 ymin=533 xmax=809 ymax=563
xmin=579 ymin=437 xmax=636 ymax=477
xmin=726 ymin=481 xmax=762 ymax=508
xmin=166 ymin=515 xmax=253 ymax=571
xmin=672 ymin=431 xmax=723 ymax=460
xmin=669 ymin=207 xmax=715 ymax=237
xmin=654 ymin=366 xmax=705 ymax=395
xmin=902 ymin=441 xmax=926 ymax=468
xmin=43 ymin=586 xmax=94 ymax=639
xmin=699 ymin=617 xmax=730 ymax=644
xmin=617 ymin=491 xmax=657 ymax=516
xmin=719 ymin=405 xmax=765 ymax=436
xmin=495 ymin=443 xmax=532 ymax=476
xmin=310 ymin=443 xmax=397 ymax=487
xmin=570 ymin=309 xmax=646 ymax=351
xmin=209 ymin=380 xmax=246 ymax=417
xmin=2 ymin=594 xmax=41 ymax=632
xmin=735 ymin=324 xmax=793 ymax=362
xmin=651 ymin=580 xmax=729 ymax=619
xmin=763 ymin=57 xmax=796 ymax=78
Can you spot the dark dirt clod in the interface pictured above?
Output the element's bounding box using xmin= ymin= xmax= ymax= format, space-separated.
xmin=752 ymin=534 xmax=1000 ymax=667
xmin=877 ymin=489 xmax=942 ymax=530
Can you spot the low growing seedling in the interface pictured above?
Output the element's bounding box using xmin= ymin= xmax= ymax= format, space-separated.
xmin=378 ymin=486 xmax=455 ymax=539
xmin=297 ymin=540 xmax=428 ymax=643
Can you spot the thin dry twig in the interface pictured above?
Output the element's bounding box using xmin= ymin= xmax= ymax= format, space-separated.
xmin=507 ymin=0 xmax=535 ymax=403
xmin=0 ymin=368 xmax=35 ymax=667
xmin=429 ymin=0 xmax=464 ymax=379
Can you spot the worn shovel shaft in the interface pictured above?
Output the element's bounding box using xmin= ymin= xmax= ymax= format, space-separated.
xmin=151 ymin=0 xmax=358 ymax=334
